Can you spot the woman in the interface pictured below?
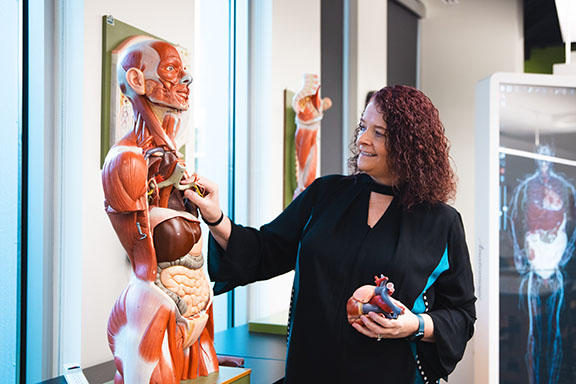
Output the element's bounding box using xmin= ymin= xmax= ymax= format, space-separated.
xmin=184 ymin=85 xmax=476 ymax=383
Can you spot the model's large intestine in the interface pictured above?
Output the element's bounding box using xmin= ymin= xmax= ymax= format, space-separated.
xmin=102 ymin=36 xmax=218 ymax=384
xmin=292 ymin=74 xmax=332 ymax=198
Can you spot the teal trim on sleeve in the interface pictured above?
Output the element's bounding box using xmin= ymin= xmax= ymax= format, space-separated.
xmin=409 ymin=245 xmax=450 ymax=383
xmin=411 ymin=246 xmax=449 ymax=314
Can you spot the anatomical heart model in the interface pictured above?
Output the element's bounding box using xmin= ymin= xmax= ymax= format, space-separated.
xmin=102 ymin=36 xmax=218 ymax=383
xmin=347 ymin=275 xmax=404 ymax=324
xmin=292 ymin=73 xmax=332 ymax=198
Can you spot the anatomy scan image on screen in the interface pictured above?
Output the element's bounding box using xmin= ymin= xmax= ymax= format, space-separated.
xmin=498 ymin=83 xmax=576 ymax=384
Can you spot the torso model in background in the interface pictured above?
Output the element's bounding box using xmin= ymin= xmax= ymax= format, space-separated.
xmin=101 ymin=36 xmax=218 ymax=384
xmin=292 ymin=73 xmax=332 ymax=199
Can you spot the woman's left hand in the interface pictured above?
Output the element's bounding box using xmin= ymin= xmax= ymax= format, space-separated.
xmin=351 ymin=299 xmax=420 ymax=340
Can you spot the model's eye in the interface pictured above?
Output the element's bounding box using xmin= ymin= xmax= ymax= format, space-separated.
xmin=167 ymin=65 xmax=175 ymax=71
xmin=375 ymin=129 xmax=385 ymax=137
xmin=358 ymin=124 xmax=367 ymax=132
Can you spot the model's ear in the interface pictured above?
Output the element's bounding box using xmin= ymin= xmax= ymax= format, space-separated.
xmin=126 ymin=67 xmax=146 ymax=95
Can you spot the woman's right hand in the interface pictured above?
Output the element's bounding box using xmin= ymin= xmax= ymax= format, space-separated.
xmin=184 ymin=175 xmax=231 ymax=249
xmin=183 ymin=175 xmax=222 ymax=223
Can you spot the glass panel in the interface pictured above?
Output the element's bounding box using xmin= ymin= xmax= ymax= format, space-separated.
xmin=194 ymin=0 xmax=232 ymax=332
xmin=498 ymin=82 xmax=576 ymax=384
xmin=0 ymin=0 xmax=22 ymax=382
xmin=499 ymin=84 xmax=576 ymax=159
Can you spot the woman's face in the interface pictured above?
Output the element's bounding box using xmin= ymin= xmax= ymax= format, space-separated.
xmin=356 ymin=102 xmax=394 ymax=185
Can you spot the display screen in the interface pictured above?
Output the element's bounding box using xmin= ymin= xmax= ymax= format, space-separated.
xmin=498 ymin=83 xmax=576 ymax=384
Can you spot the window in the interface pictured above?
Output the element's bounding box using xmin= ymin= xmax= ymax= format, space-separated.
xmin=0 ymin=0 xmax=23 ymax=382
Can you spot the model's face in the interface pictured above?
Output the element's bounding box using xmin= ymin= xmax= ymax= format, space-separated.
xmin=145 ymin=42 xmax=192 ymax=111
xmin=356 ymin=102 xmax=394 ymax=185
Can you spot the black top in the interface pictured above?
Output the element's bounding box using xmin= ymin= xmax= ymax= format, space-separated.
xmin=208 ymin=174 xmax=476 ymax=383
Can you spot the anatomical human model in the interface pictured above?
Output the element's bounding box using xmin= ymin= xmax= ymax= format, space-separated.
xmin=292 ymin=73 xmax=332 ymax=198
xmin=509 ymin=144 xmax=576 ymax=384
xmin=102 ymin=36 xmax=218 ymax=383
xmin=346 ymin=275 xmax=404 ymax=325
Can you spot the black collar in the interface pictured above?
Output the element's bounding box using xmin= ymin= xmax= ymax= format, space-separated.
xmin=358 ymin=173 xmax=395 ymax=196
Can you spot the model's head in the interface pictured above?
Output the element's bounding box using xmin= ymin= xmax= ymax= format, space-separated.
xmin=117 ymin=38 xmax=192 ymax=111
xmin=350 ymin=85 xmax=456 ymax=208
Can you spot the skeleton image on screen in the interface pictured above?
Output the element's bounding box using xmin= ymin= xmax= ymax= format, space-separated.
xmin=508 ymin=144 xmax=576 ymax=384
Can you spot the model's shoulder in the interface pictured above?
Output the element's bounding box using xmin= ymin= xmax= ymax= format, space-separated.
xmin=103 ymin=143 xmax=144 ymax=166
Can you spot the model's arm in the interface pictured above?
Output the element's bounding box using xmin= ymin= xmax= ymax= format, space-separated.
xmin=102 ymin=146 xmax=158 ymax=281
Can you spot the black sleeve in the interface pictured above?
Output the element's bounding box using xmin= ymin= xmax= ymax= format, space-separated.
xmin=208 ymin=177 xmax=327 ymax=295
xmin=417 ymin=212 xmax=477 ymax=381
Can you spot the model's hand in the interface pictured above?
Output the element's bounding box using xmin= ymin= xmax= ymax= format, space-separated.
xmin=183 ymin=175 xmax=222 ymax=223
xmin=351 ymin=299 xmax=420 ymax=340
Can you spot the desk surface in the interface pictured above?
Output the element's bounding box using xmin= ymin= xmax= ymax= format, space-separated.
xmin=214 ymin=324 xmax=287 ymax=384
xmin=39 ymin=324 xmax=286 ymax=384
xmin=214 ymin=324 xmax=287 ymax=361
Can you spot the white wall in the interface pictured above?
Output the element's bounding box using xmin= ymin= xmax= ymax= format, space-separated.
xmin=246 ymin=0 xmax=321 ymax=321
xmin=419 ymin=0 xmax=523 ymax=382
xmin=355 ymin=0 xmax=388 ymax=137
xmin=81 ymin=0 xmax=195 ymax=367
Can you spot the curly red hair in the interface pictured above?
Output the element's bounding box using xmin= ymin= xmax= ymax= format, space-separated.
xmin=349 ymin=85 xmax=456 ymax=209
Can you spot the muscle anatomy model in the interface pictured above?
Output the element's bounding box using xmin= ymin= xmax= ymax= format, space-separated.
xmin=292 ymin=74 xmax=332 ymax=198
xmin=102 ymin=37 xmax=218 ymax=383
xmin=509 ymin=145 xmax=576 ymax=384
